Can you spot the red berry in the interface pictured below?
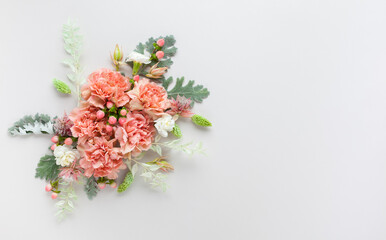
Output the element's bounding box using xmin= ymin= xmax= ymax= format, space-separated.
xmin=51 ymin=192 xmax=58 ymax=199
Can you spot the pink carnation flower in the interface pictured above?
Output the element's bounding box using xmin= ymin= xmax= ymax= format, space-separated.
xmin=69 ymin=102 xmax=112 ymax=145
xmin=167 ymin=95 xmax=194 ymax=117
xmin=82 ymin=68 xmax=131 ymax=108
xmin=115 ymin=111 xmax=155 ymax=157
xmin=80 ymin=137 xmax=126 ymax=179
xmin=128 ymin=78 xmax=170 ymax=119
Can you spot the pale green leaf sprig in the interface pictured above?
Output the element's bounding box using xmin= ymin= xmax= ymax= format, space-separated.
xmin=130 ymin=160 xmax=169 ymax=192
xmin=55 ymin=180 xmax=77 ymax=221
xmin=191 ymin=114 xmax=212 ymax=127
xmin=53 ymin=79 xmax=71 ymax=94
xmin=62 ymin=20 xmax=85 ymax=103
xmin=154 ymin=139 xmax=206 ymax=156
xmin=8 ymin=113 xmax=54 ymax=135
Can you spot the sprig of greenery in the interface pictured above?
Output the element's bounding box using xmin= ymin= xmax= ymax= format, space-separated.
xmin=162 ymin=77 xmax=210 ymax=106
xmin=154 ymin=139 xmax=206 ymax=156
xmin=55 ymin=180 xmax=77 ymax=221
xmin=62 ymin=20 xmax=84 ymax=103
xmin=8 ymin=113 xmax=54 ymax=135
xmin=35 ymin=155 xmax=60 ymax=181
xmin=84 ymin=176 xmax=99 ymax=200
xmin=172 ymin=124 xmax=182 ymax=137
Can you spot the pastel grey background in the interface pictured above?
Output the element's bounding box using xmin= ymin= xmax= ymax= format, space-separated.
xmin=1 ymin=0 xmax=386 ymax=239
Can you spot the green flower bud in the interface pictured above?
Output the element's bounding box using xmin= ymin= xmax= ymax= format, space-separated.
xmin=53 ymin=79 xmax=71 ymax=94
xmin=172 ymin=124 xmax=182 ymax=138
xmin=191 ymin=114 xmax=212 ymax=127
xmin=118 ymin=170 xmax=134 ymax=193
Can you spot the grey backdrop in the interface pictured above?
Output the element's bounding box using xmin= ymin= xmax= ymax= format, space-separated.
xmin=1 ymin=0 xmax=386 ymax=239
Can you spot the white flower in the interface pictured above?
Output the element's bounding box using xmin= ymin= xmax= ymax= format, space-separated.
xmin=126 ymin=51 xmax=151 ymax=64
xmin=154 ymin=114 xmax=175 ymax=137
xmin=53 ymin=145 xmax=80 ymax=167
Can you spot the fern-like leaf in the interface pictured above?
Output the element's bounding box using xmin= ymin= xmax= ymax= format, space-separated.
xmin=35 ymin=155 xmax=60 ymax=181
xmin=163 ymin=77 xmax=210 ymax=106
xmin=55 ymin=181 xmax=77 ymax=221
xmin=84 ymin=176 xmax=99 ymax=200
xmin=9 ymin=113 xmax=54 ymax=136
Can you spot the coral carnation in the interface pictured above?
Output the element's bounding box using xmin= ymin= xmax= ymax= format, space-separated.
xmin=80 ymin=137 xmax=126 ymax=179
xmin=115 ymin=111 xmax=155 ymax=157
xmin=128 ymin=78 xmax=170 ymax=119
xmin=81 ymin=68 xmax=130 ymax=108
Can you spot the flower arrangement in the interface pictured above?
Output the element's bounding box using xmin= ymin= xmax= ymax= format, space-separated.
xmin=8 ymin=21 xmax=211 ymax=219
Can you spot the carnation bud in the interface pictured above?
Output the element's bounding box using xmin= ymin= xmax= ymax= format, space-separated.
xmin=118 ymin=118 xmax=126 ymax=125
xmin=110 ymin=182 xmax=117 ymax=188
xmin=51 ymin=192 xmax=58 ymax=199
xmin=50 ymin=144 xmax=57 ymax=151
xmin=113 ymin=44 xmax=123 ymax=62
xmin=98 ymin=183 xmax=106 ymax=189
xmin=157 ymin=38 xmax=165 ymax=47
xmin=64 ymin=138 xmax=73 ymax=145
xmin=97 ymin=110 xmax=105 ymax=119
xmin=108 ymin=116 xmax=117 ymax=125
xmin=51 ymin=136 xmax=59 ymax=143
xmin=106 ymin=101 xmax=114 ymax=109
xmin=45 ymin=184 xmax=52 ymax=192
xmin=156 ymin=51 xmax=164 ymax=59
xmin=106 ymin=125 xmax=113 ymax=132
xmin=120 ymin=109 xmax=127 ymax=116
xmin=133 ymin=75 xmax=140 ymax=82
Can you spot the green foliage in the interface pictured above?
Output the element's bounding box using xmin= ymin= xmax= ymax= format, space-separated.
xmin=150 ymin=144 xmax=162 ymax=156
xmin=9 ymin=113 xmax=54 ymax=135
xmin=55 ymin=181 xmax=77 ymax=221
xmin=118 ymin=170 xmax=134 ymax=193
xmin=160 ymin=139 xmax=206 ymax=156
xmin=172 ymin=124 xmax=182 ymax=138
xmin=139 ymin=163 xmax=168 ymax=192
xmin=62 ymin=20 xmax=84 ymax=102
xmin=84 ymin=176 xmax=99 ymax=200
xmin=135 ymin=35 xmax=177 ymax=68
xmin=53 ymin=79 xmax=71 ymax=94
xmin=191 ymin=114 xmax=212 ymax=127
xmin=162 ymin=77 xmax=210 ymax=106
xmin=35 ymin=155 xmax=60 ymax=181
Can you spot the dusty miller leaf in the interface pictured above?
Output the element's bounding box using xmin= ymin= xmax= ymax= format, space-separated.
xmin=8 ymin=113 xmax=54 ymax=135
xmin=163 ymin=77 xmax=210 ymax=106
xmin=35 ymin=155 xmax=60 ymax=181
xmin=84 ymin=176 xmax=99 ymax=200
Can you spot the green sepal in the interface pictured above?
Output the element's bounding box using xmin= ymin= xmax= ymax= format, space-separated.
xmin=53 ymin=79 xmax=71 ymax=94
xmin=118 ymin=170 xmax=134 ymax=193
xmin=191 ymin=114 xmax=212 ymax=127
xmin=172 ymin=124 xmax=182 ymax=138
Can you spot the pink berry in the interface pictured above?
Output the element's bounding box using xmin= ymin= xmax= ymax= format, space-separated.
xmin=118 ymin=118 xmax=126 ymax=125
xmin=98 ymin=183 xmax=106 ymax=189
xmin=64 ymin=138 xmax=73 ymax=145
xmin=106 ymin=125 xmax=113 ymax=132
xmin=45 ymin=184 xmax=52 ymax=192
xmin=97 ymin=110 xmax=105 ymax=119
xmin=50 ymin=144 xmax=56 ymax=151
xmin=110 ymin=182 xmax=117 ymax=188
xmin=51 ymin=192 xmax=58 ymax=199
xmin=106 ymin=101 xmax=114 ymax=109
xmin=157 ymin=38 xmax=165 ymax=47
xmin=156 ymin=51 xmax=164 ymax=59
xmin=51 ymin=136 xmax=59 ymax=143
xmin=120 ymin=109 xmax=127 ymax=116
xmin=133 ymin=75 xmax=140 ymax=81
xmin=108 ymin=116 xmax=117 ymax=125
